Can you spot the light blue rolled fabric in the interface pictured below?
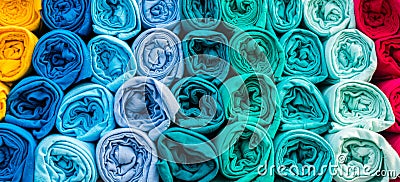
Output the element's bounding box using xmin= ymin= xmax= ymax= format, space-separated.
xmin=35 ymin=134 xmax=97 ymax=182
xmin=137 ymin=0 xmax=180 ymax=28
xmin=91 ymin=0 xmax=141 ymax=40
xmin=56 ymin=83 xmax=115 ymax=142
xmin=269 ymin=0 xmax=303 ymax=33
xmin=132 ymin=28 xmax=184 ymax=86
xmin=88 ymin=35 xmax=137 ymax=92
xmin=180 ymin=0 xmax=221 ymax=31
xmin=96 ymin=128 xmax=158 ymax=182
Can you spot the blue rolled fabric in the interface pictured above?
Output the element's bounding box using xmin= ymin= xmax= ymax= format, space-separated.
xmin=41 ymin=0 xmax=92 ymax=36
xmin=32 ymin=29 xmax=92 ymax=90
xmin=132 ymin=28 xmax=184 ymax=86
xmin=91 ymin=0 xmax=141 ymax=40
xmin=137 ymin=0 xmax=180 ymax=28
xmin=180 ymin=0 xmax=221 ymax=31
xmin=88 ymin=35 xmax=137 ymax=92
xmin=5 ymin=76 xmax=63 ymax=139
xmin=56 ymin=83 xmax=115 ymax=142
xmin=269 ymin=0 xmax=303 ymax=33
xmin=35 ymin=134 xmax=97 ymax=182
xmin=0 ymin=123 xmax=36 ymax=182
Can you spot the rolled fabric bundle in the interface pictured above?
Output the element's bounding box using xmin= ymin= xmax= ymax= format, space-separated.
xmin=0 ymin=0 xmax=41 ymax=31
xmin=56 ymin=83 xmax=115 ymax=142
xmin=32 ymin=29 xmax=91 ymax=90
xmin=354 ymin=0 xmax=400 ymax=40
xmin=0 ymin=82 xmax=9 ymax=120
xmin=41 ymin=0 xmax=92 ymax=36
xmin=157 ymin=127 xmax=218 ymax=182
xmin=91 ymin=0 xmax=141 ymax=40
xmin=229 ymin=27 xmax=285 ymax=79
xmin=277 ymin=77 xmax=330 ymax=134
xmin=137 ymin=0 xmax=180 ymax=28
xmin=324 ymin=29 xmax=377 ymax=83
xmin=97 ymin=128 xmax=158 ymax=182
xmin=303 ymin=0 xmax=355 ymax=37
xmin=180 ymin=0 xmax=221 ymax=31
xmin=377 ymin=79 xmax=400 ymax=132
xmin=132 ymin=28 xmax=184 ymax=86
xmin=325 ymin=128 xmax=400 ymax=182
xmin=0 ymin=26 xmax=38 ymax=83
xmin=219 ymin=73 xmax=281 ymax=137
xmin=322 ymin=80 xmax=395 ymax=133
xmin=214 ymin=121 xmax=274 ymax=181
xmin=88 ymin=35 xmax=137 ymax=92
xmin=170 ymin=77 xmax=225 ymax=134
xmin=5 ymin=76 xmax=63 ymax=139
xmin=114 ymin=76 xmax=179 ymax=141
xmin=280 ymin=29 xmax=327 ymax=83
xmin=374 ymin=35 xmax=400 ymax=81
xmin=274 ymin=129 xmax=334 ymax=181
xmin=35 ymin=134 xmax=97 ymax=182
xmin=269 ymin=0 xmax=302 ymax=33
xmin=0 ymin=123 xmax=36 ymax=182
xmin=182 ymin=30 xmax=229 ymax=84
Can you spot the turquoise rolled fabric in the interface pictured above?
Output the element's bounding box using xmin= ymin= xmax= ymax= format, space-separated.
xmin=274 ymin=129 xmax=334 ymax=181
xmin=132 ymin=28 xmax=184 ymax=86
xmin=325 ymin=128 xmax=400 ymax=182
xmin=269 ymin=0 xmax=302 ymax=33
xmin=157 ymin=127 xmax=218 ymax=182
xmin=137 ymin=0 xmax=180 ymax=28
xmin=56 ymin=83 xmax=115 ymax=142
xmin=322 ymin=80 xmax=395 ymax=133
xmin=88 ymin=35 xmax=137 ymax=92
xmin=96 ymin=128 xmax=159 ymax=182
xmin=277 ymin=77 xmax=330 ymax=134
xmin=324 ymin=29 xmax=377 ymax=83
xmin=35 ymin=135 xmax=97 ymax=182
xmin=180 ymin=0 xmax=221 ymax=31
xmin=0 ymin=123 xmax=36 ymax=182
xmin=91 ymin=0 xmax=141 ymax=40
xmin=219 ymin=73 xmax=281 ymax=137
xmin=280 ymin=29 xmax=327 ymax=84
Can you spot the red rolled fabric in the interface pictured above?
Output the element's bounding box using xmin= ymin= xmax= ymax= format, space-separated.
xmin=374 ymin=35 xmax=400 ymax=81
xmin=377 ymin=79 xmax=400 ymax=132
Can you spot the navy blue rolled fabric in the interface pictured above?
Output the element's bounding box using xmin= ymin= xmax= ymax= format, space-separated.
xmin=32 ymin=29 xmax=92 ymax=90
xmin=41 ymin=0 xmax=92 ymax=36
xmin=88 ymin=35 xmax=137 ymax=92
xmin=0 ymin=123 xmax=36 ymax=182
xmin=137 ymin=0 xmax=180 ymax=28
xmin=91 ymin=0 xmax=141 ymax=40
xmin=5 ymin=76 xmax=63 ymax=139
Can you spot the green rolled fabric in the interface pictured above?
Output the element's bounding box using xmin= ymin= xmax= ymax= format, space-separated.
xmin=322 ymin=80 xmax=395 ymax=133
xmin=269 ymin=0 xmax=303 ymax=33
xmin=180 ymin=0 xmax=221 ymax=31
xmin=277 ymin=77 xmax=330 ymax=134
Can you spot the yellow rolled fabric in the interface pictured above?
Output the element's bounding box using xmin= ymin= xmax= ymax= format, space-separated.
xmin=0 ymin=0 xmax=41 ymax=31
xmin=0 ymin=82 xmax=9 ymax=120
xmin=0 ymin=26 xmax=38 ymax=82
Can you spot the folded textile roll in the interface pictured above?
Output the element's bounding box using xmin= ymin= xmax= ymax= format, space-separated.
xmin=280 ymin=29 xmax=327 ymax=83
xmin=214 ymin=121 xmax=274 ymax=181
xmin=180 ymin=0 xmax=221 ymax=31
xmin=0 ymin=26 xmax=38 ymax=82
xmin=157 ymin=127 xmax=218 ymax=182
xmin=374 ymin=35 xmax=400 ymax=81
xmin=171 ymin=77 xmax=225 ymax=134
xmin=229 ymin=27 xmax=285 ymax=79
xmin=5 ymin=76 xmax=63 ymax=139
xmin=32 ymin=29 xmax=92 ymax=90
xmin=35 ymin=134 xmax=97 ymax=182
xmin=274 ymin=129 xmax=334 ymax=181
xmin=0 ymin=82 xmax=9 ymax=120
xmin=132 ymin=28 xmax=184 ymax=86
xmin=354 ymin=0 xmax=400 ymax=40
xmin=220 ymin=73 xmax=281 ymax=137
xmin=91 ymin=0 xmax=141 ymax=40
xmin=325 ymin=128 xmax=400 ymax=182
xmin=322 ymin=80 xmax=395 ymax=133
xmin=137 ymin=0 xmax=180 ymax=28
xmin=41 ymin=0 xmax=92 ymax=36
xmin=269 ymin=0 xmax=302 ymax=33
xmin=277 ymin=77 xmax=330 ymax=134
xmin=182 ymin=30 xmax=229 ymax=84
xmin=88 ymin=35 xmax=137 ymax=92
xmin=377 ymin=79 xmax=400 ymax=132
xmin=383 ymin=132 xmax=400 ymax=157
xmin=96 ymin=128 xmax=158 ymax=182
xmin=324 ymin=29 xmax=377 ymax=83
xmin=56 ymin=83 xmax=115 ymax=142
xmin=0 ymin=123 xmax=36 ymax=182
xmin=0 ymin=0 xmax=41 ymax=31
xmin=303 ymin=0 xmax=355 ymax=37
xmin=114 ymin=76 xmax=179 ymax=141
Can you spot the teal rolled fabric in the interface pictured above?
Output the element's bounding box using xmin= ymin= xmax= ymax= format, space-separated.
xmin=274 ymin=129 xmax=334 ymax=181
xmin=280 ymin=29 xmax=327 ymax=84
xmin=324 ymin=29 xmax=377 ymax=83
xmin=180 ymin=0 xmax=221 ymax=31
xmin=157 ymin=127 xmax=218 ymax=182
xmin=269 ymin=0 xmax=303 ymax=33
xmin=137 ymin=0 xmax=180 ymax=28
xmin=277 ymin=77 xmax=330 ymax=134
xmin=322 ymin=80 xmax=395 ymax=133
xmin=35 ymin=135 xmax=97 ymax=182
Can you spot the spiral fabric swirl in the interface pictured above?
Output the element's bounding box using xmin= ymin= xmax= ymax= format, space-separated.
xmin=269 ymin=0 xmax=302 ymax=33
xmin=137 ymin=0 xmax=180 ymax=28
xmin=0 ymin=0 xmax=41 ymax=31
